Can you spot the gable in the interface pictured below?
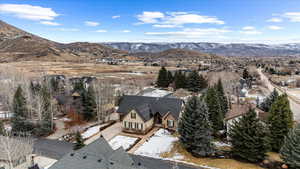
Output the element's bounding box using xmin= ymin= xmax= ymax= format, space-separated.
xmin=123 ymin=110 xmax=147 ymax=123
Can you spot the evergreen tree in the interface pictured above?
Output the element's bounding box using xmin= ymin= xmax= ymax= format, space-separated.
xmin=72 ymin=80 xmax=85 ymax=94
xmin=156 ymin=66 xmax=169 ymax=88
xmin=280 ymin=124 xmax=300 ymax=169
xmin=229 ymin=109 xmax=269 ymax=162
xmin=186 ymin=70 xmax=206 ymax=93
xmin=167 ymin=71 xmax=174 ymax=86
xmin=0 ymin=120 xmax=5 ymax=135
xmin=268 ymin=94 xmax=294 ymax=152
xmin=82 ymin=86 xmax=96 ymax=121
xmin=242 ymin=68 xmax=250 ymax=80
xmin=259 ymin=89 xmax=279 ymax=112
xmin=178 ymin=96 xmax=215 ymax=157
xmin=74 ymin=131 xmax=85 ymax=150
xmin=11 ymin=86 xmax=33 ymax=133
xmin=174 ymin=71 xmax=186 ymax=90
xmin=215 ymin=79 xmax=228 ymax=116
xmin=205 ymin=87 xmax=224 ymax=131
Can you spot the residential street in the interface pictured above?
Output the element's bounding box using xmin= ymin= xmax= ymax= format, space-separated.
xmin=257 ymin=68 xmax=300 ymax=122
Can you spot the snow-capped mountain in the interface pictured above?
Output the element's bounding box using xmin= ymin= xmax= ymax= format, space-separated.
xmin=103 ymin=42 xmax=300 ymax=57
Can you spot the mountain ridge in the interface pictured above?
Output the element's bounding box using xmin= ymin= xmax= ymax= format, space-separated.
xmin=103 ymin=42 xmax=300 ymax=57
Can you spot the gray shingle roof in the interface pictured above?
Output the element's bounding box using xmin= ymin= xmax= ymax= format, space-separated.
xmin=48 ymin=136 xmax=147 ymax=169
xmin=117 ymin=95 xmax=183 ymax=121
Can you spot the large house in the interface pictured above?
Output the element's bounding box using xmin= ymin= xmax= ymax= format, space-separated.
xmin=48 ymin=137 xmax=200 ymax=169
xmin=116 ymin=95 xmax=184 ymax=134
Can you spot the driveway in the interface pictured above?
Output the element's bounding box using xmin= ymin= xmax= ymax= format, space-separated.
xmin=84 ymin=122 xmax=122 ymax=144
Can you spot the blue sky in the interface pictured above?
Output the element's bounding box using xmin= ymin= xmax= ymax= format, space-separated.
xmin=1 ymin=0 xmax=300 ymax=44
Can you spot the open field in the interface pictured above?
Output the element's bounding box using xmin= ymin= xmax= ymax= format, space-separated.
xmin=0 ymin=61 xmax=183 ymax=85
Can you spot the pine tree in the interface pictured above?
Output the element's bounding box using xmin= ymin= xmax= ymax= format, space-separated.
xmin=174 ymin=71 xmax=186 ymax=90
xmin=11 ymin=86 xmax=33 ymax=133
xmin=280 ymin=124 xmax=300 ymax=169
xmin=186 ymin=70 xmax=206 ymax=93
xmin=215 ymin=79 xmax=228 ymax=116
xmin=205 ymin=87 xmax=224 ymax=131
xmin=82 ymin=86 xmax=96 ymax=121
xmin=259 ymin=89 xmax=279 ymax=112
xmin=73 ymin=80 xmax=85 ymax=94
xmin=178 ymin=96 xmax=215 ymax=157
xmin=229 ymin=109 xmax=269 ymax=162
xmin=156 ymin=66 xmax=169 ymax=88
xmin=242 ymin=68 xmax=250 ymax=80
xmin=167 ymin=71 xmax=174 ymax=86
xmin=268 ymin=94 xmax=293 ymax=152
xmin=74 ymin=131 xmax=85 ymax=150
xmin=0 ymin=120 xmax=5 ymax=135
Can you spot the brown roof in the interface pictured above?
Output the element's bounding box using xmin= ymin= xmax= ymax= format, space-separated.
xmin=225 ymin=104 xmax=251 ymax=121
xmin=225 ymin=103 xmax=268 ymax=121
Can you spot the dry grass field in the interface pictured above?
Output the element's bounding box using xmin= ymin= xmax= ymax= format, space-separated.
xmin=0 ymin=61 xmax=181 ymax=85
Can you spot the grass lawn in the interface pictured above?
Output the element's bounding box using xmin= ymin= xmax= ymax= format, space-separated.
xmin=161 ymin=141 xmax=265 ymax=169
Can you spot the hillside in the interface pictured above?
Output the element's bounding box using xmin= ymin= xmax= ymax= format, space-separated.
xmin=132 ymin=48 xmax=218 ymax=60
xmin=104 ymin=42 xmax=300 ymax=57
xmin=0 ymin=20 xmax=129 ymax=62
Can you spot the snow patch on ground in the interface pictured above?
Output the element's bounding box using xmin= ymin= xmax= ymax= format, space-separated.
xmin=109 ymin=135 xmax=138 ymax=150
xmin=134 ymin=129 xmax=178 ymax=158
xmin=213 ymin=141 xmax=231 ymax=148
xmin=82 ymin=125 xmax=102 ymax=139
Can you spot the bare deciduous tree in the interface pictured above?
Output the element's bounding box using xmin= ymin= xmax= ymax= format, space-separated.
xmin=0 ymin=133 xmax=34 ymax=169
xmin=92 ymin=80 xmax=115 ymax=124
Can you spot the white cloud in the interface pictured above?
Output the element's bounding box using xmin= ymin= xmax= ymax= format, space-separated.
xmin=145 ymin=28 xmax=230 ymax=39
xmin=136 ymin=11 xmax=224 ymax=27
xmin=242 ymin=26 xmax=255 ymax=30
xmin=40 ymin=21 xmax=60 ymax=26
xmin=0 ymin=4 xmax=59 ymax=20
xmin=152 ymin=24 xmax=182 ymax=28
xmin=95 ymin=29 xmax=107 ymax=33
xmin=268 ymin=25 xmax=283 ymax=30
xmin=240 ymin=26 xmax=261 ymax=35
xmin=112 ymin=15 xmax=120 ymax=19
xmin=84 ymin=21 xmax=100 ymax=26
xmin=240 ymin=30 xmax=262 ymax=35
xmin=55 ymin=28 xmax=79 ymax=32
xmin=122 ymin=30 xmax=131 ymax=33
xmin=283 ymin=12 xmax=300 ymax=22
xmin=267 ymin=17 xmax=282 ymax=23
xmin=137 ymin=11 xmax=165 ymax=24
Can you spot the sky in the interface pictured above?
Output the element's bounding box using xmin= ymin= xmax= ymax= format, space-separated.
xmin=1 ymin=0 xmax=300 ymax=44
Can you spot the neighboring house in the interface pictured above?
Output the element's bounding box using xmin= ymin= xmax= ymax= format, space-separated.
xmin=48 ymin=137 xmax=201 ymax=169
xmin=225 ymin=103 xmax=268 ymax=134
xmin=116 ymin=95 xmax=184 ymax=134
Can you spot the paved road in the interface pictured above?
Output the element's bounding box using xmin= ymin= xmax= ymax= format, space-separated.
xmin=257 ymin=68 xmax=300 ymax=122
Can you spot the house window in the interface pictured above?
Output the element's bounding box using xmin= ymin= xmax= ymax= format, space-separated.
xmin=129 ymin=122 xmax=132 ymax=129
xmin=124 ymin=121 xmax=127 ymax=128
xmin=135 ymin=123 xmax=138 ymax=129
xmin=131 ymin=112 xmax=136 ymax=119
xmin=132 ymin=122 xmax=136 ymax=129
xmin=167 ymin=120 xmax=174 ymax=128
xmin=140 ymin=124 xmax=143 ymax=130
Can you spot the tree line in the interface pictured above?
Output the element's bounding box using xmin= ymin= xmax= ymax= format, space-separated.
xmin=156 ymin=67 xmax=208 ymax=92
